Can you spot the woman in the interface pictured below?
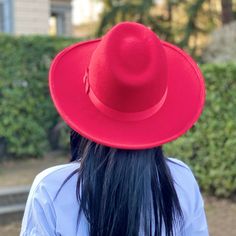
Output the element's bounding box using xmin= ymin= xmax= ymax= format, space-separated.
xmin=20 ymin=22 xmax=208 ymax=235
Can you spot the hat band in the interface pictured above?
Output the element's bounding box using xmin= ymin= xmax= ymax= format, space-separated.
xmin=84 ymin=71 xmax=167 ymax=121
xmin=88 ymin=88 xmax=167 ymax=121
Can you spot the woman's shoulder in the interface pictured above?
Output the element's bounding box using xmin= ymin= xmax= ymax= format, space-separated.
xmin=166 ymin=157 xmax=201 ymax=200
xmin=21 ymin=162 xmax=81 ymax=235
xmin=29 ymin=162 xmax=80 ymax=199
xmin=166 ymin=157 xmax=204 ymax=210
xmin=34 ymin=162 xmax=79 ymax=182
xmin=166 ymin=157 xmax=195 ymax=178
xmin=166 ymin=157 xmax=208 ymax=233
xmin=167 ymin=157 xmax=191 ymax=169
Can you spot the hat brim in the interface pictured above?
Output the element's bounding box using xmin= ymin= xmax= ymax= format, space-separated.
xmin=49 ymin=39 xmax=205 ymax=149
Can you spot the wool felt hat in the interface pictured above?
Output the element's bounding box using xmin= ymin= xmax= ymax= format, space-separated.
xmin=49 ymin=22 xmax=205 ymax=149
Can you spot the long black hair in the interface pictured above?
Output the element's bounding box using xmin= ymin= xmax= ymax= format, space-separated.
xmin=68 ymin=129 xmax=183 ymax=236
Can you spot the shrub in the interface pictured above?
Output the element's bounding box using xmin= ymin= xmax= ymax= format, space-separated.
xmin=0 ymin=35 xmax=78 ymax=158
xmin=164 ymin=63 xmax=236 ymax=197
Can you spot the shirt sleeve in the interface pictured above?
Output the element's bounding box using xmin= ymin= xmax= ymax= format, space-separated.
xmin=183 ymin=174 xmax=209 ymax=236
xmin=20 ymin=178 xmax=57 ymax=236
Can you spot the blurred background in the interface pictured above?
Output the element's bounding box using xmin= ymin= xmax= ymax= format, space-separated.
xmin=0 ymin=0 xmax=236 ymax=235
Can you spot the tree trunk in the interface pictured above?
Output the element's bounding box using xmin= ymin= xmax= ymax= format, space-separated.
xmin=221 ymin=0 xmax=234 ymax=24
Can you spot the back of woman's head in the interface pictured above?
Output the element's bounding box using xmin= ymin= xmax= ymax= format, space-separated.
xmin=70 ymin=130 xmax=183 ymax=236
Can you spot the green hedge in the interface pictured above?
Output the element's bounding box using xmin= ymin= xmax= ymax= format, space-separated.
xmin=0 ymin=35 xmax=235 ymax=197
xmin=0 ymin=35 xmax=78 ymax=157
xmin=165 ymin=63 xmax=236 ymax=197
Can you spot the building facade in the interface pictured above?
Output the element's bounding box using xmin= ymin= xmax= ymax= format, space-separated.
xmin=0 ymin=0 xmax=72 ymax=36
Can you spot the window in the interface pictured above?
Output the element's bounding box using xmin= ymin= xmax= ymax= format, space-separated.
xmin=0 ymin=2 xmax=4 ymax=32
xmin=50 ymin=3 xmax=71 ymax=36
xmin=49 ymin=12 xmax=65 ymax=36
xmin=56 ymin=13 xmax=65 ymax=36
xmin=49 ymin=14 xmax=57 ymax=36
xmin=0 ymin=0 xmax=13 ymax=33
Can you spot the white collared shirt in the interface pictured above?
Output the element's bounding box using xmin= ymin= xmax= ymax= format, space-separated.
xmin=20 ymin=158 xmax=209 ymax=236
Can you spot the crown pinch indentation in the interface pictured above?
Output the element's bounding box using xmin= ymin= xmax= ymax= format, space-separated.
xmin=83 ymin=68 xmax=90 ymax=94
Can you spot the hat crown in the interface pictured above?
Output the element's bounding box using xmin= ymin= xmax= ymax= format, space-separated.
xmin=88 ymin=22 xmax=168 ymax=114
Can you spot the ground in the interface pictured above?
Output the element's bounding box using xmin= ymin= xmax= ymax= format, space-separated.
xmin=0 ymin=153 xmax=235 ymax=236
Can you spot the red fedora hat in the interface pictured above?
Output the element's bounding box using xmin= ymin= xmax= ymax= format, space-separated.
xmin=49 ymin=22 xmax=205 ymax=149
